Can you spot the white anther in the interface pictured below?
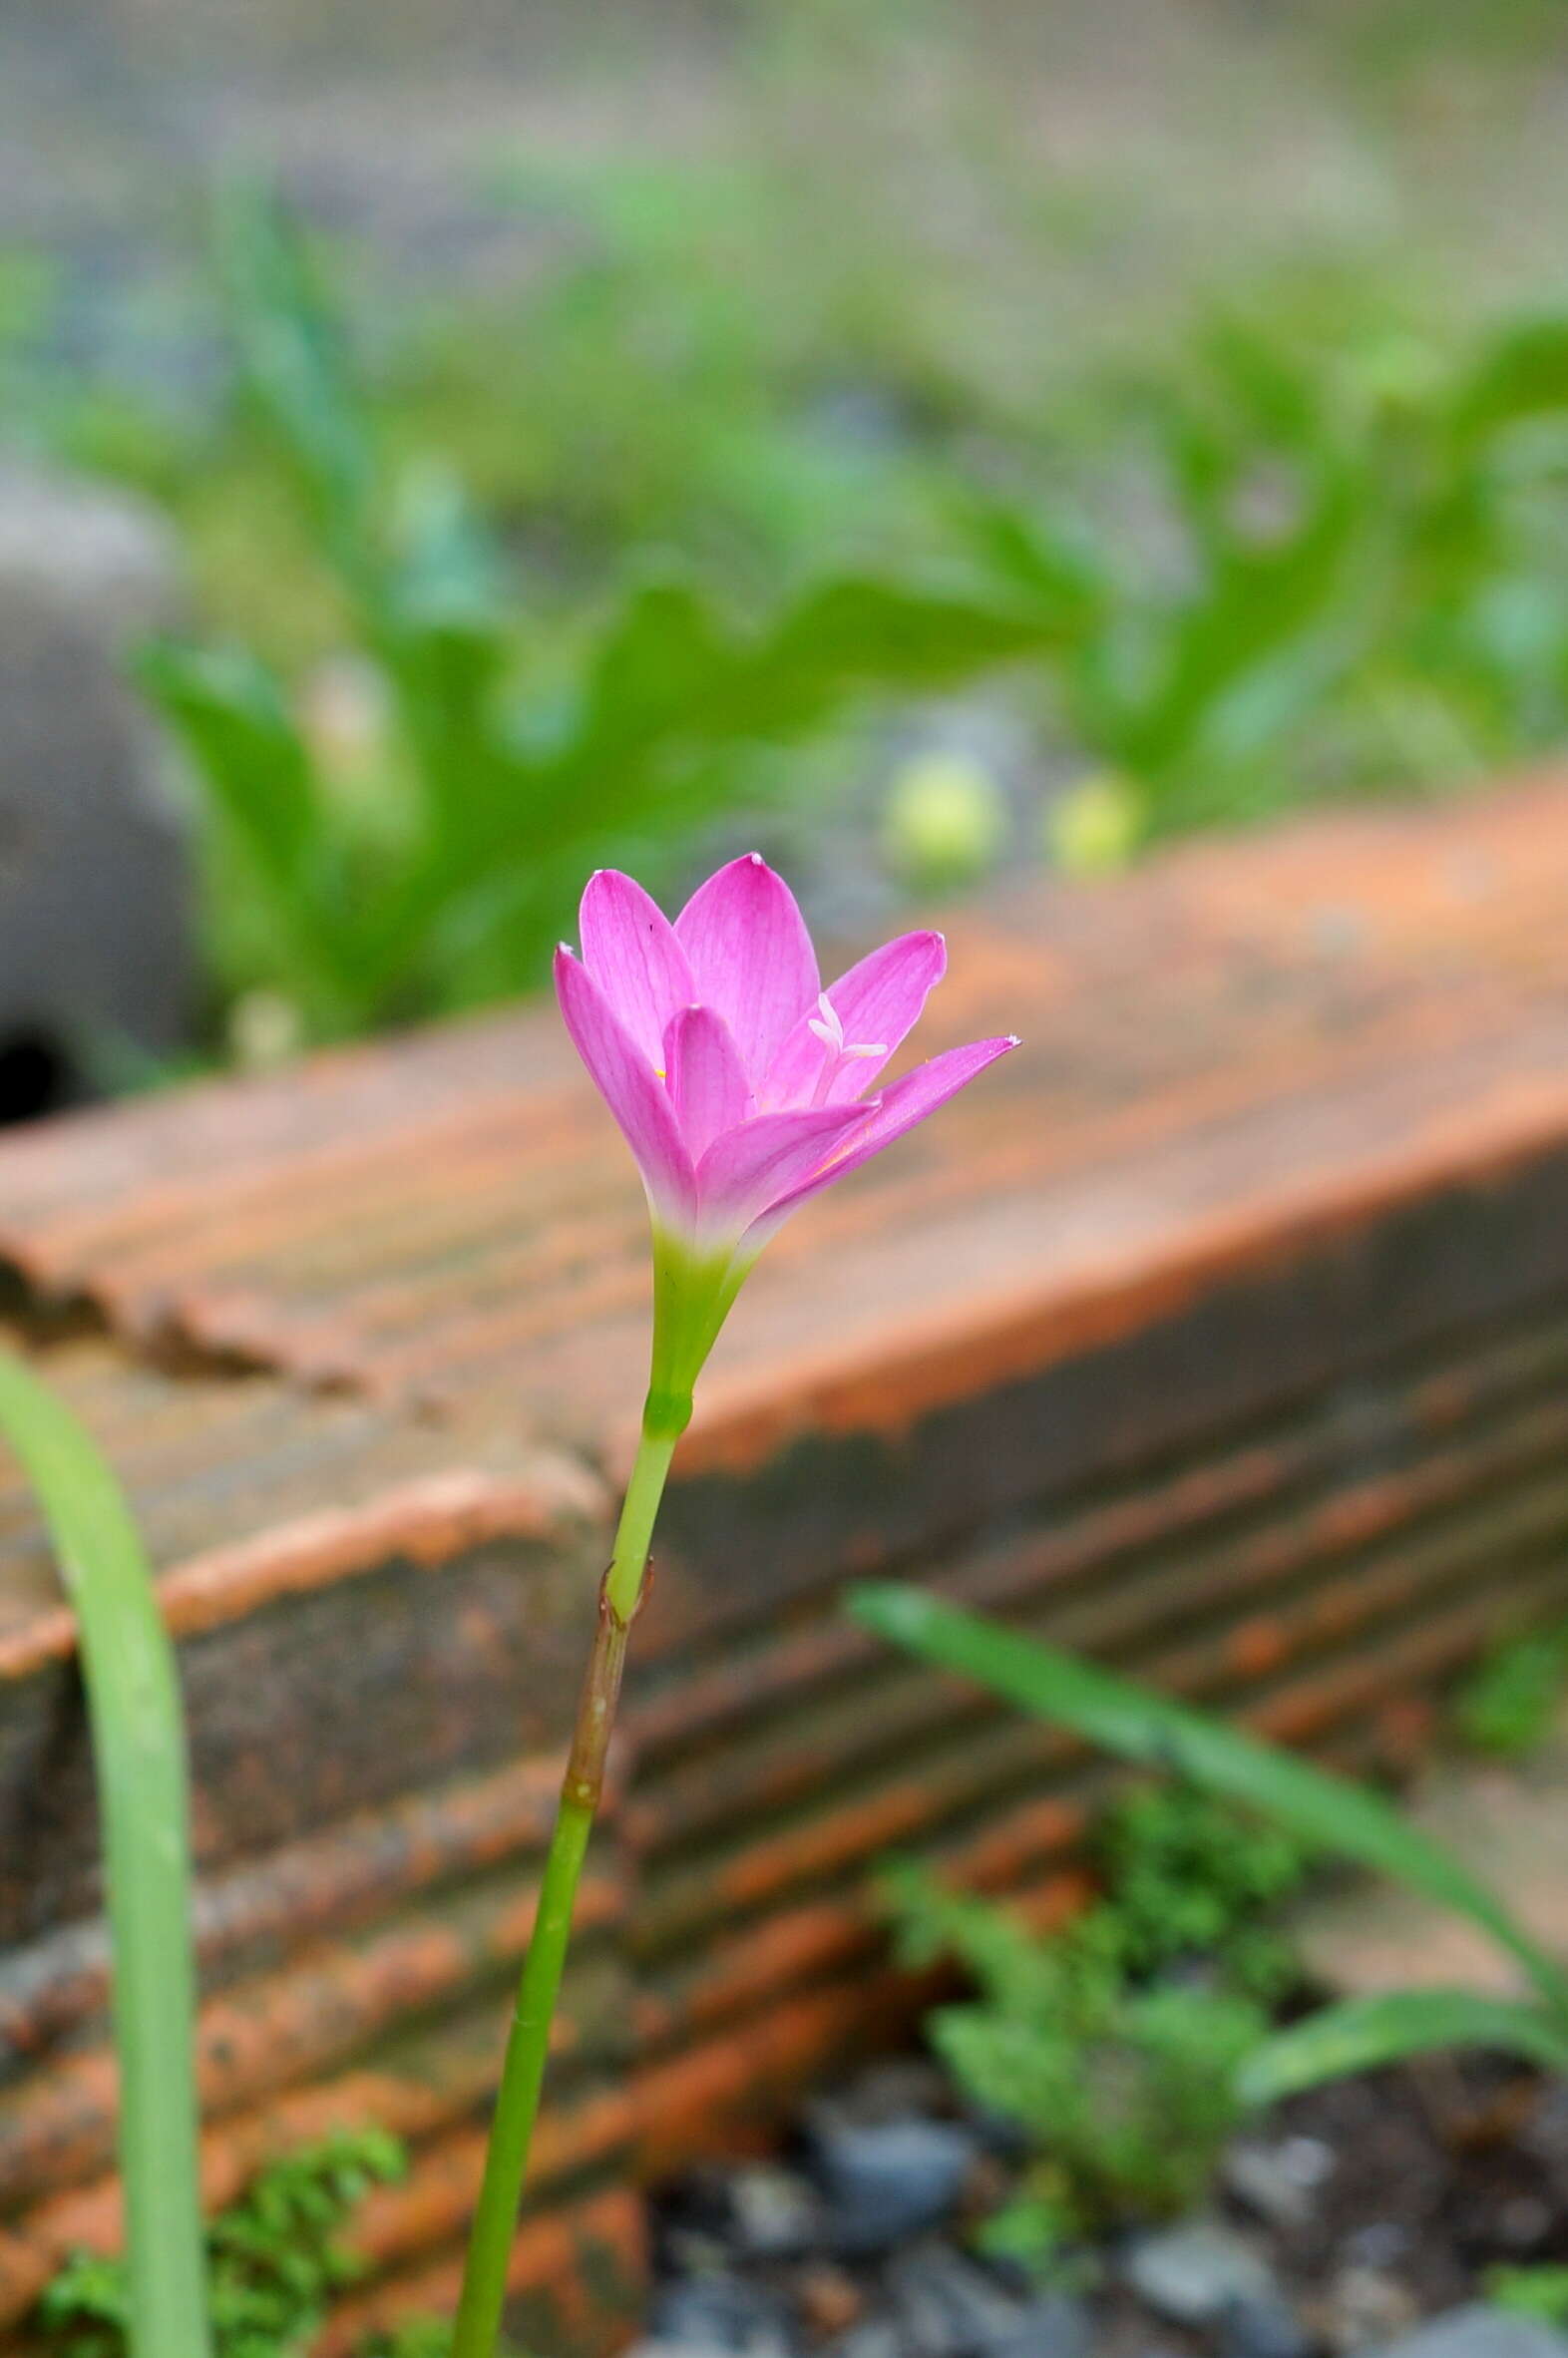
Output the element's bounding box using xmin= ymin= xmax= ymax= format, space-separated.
xmin=808 ymin=992 xmax=886 ymax=1059
xmin=807 ymin=992 xmax=845 ymax=1051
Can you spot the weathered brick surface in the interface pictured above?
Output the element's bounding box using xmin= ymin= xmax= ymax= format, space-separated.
xmin=3 ymin=779 xmax=1568 ymax=2344
xmin=0 ymin=1341 xmax=623 ymax=2348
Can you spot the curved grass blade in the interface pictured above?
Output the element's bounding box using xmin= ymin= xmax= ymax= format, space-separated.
xmin=0 ymin=1357 xmax=211 ymax=2357
xmin=848 ymin=1584 xmax=1568 ymax=2019
xmin=1239 ymin=1990 xmax=1568 ymax=2108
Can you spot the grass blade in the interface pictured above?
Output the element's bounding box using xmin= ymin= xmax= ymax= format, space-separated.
xmin=1239 ymin=1990 xmax=1568 ymax=2107
xmin=848 ymin=1584 xmax=1568 ymax=2019
xmin=0 ymin=1357 xmax=211 ymax=2357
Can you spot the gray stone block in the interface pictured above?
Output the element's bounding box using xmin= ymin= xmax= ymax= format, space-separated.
xmin=0 ymin=463 xmax=191 ymax=1109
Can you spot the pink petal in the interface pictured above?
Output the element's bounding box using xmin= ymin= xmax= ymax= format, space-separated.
xmin=579 ymin=870 xmax=694 ymax=1068
xmin=674 ymin=854 xmax=820 ymax=1084
xmin=767 ymin=930 xmax=949 ymax=1107
xmin=744 ymin=1035 xmax=1019 ymax=1242
xmin=555 ymin=947 xmax=697 ymax=1229
xmin=663 ymin=1004 xmax=751 ymax=1160
xmin=695 ymin=1104 xmax=869 ymax=1241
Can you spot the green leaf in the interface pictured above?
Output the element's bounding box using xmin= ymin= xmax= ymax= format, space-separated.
xmin=1238 ymin=1990 xmax=1568 ymax=2107
xmin=570 ymin=575 xmax=732 ymax=765
xmin=0 ymin=1356 xmax=210 ymax=2358
xmin=562 ymin=568 xmax=1062 ymax=784
xmin=454 ymin=566 xmax=1067 ymax=915
xmin=1451 ymin=316 xmax=1568 ymax=448
xmin=1457 ymin=1622 xmax=1568 ymax=1759
xmin=847 ymin=1585 xmax=1568 ymax=2016
xmin=1487 ymin=2264 xmax=1568 ymax=2324
xmin=214 ymin=179 xmax=374 ymax=556
xmin=756 ymin=571 xmax=1078 ymax=704
xmin=137 ymin=641 xmax=374 ymax=1029
xmin=956 ymin=493 xmax=1109 ymax=626
xmin=139 ymin=640 xmax=318 ymax=894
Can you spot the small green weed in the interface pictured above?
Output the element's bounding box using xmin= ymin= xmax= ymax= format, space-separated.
xmin=38 ymin=2130 xmax=405 ymax=2358
xmin=1457 ymin=1621 xmax=1568 ymax=1759
xmin=883 ymin=1784 xmax=1311 ymax=2262
xmin=855 ymin=1583 xmax=1568 ymax=2120
xmin=1487 ymin=2264 xmax=1568 ymax=2324
xmin=1093 ymin=1782 xmax=1312 ymax=2002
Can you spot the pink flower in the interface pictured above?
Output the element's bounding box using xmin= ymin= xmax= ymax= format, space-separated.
xmin=555 ymin=857 xmax=1015 ymax=1419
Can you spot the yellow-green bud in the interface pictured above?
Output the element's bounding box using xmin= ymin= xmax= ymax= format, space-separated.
xmin=883 ymin=752 xmax=1006 ymax=889
xmin=1048 ymin=772 xmax=1143 ymax=878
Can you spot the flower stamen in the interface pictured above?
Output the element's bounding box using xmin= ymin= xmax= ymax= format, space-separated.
xmin=807 ymin=991 xmax=845 ymax=1053
xmin=806 ymin=993 xmax=887 ymax=1102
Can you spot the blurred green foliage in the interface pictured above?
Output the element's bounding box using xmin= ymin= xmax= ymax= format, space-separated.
xmin=38 ymin=2127 xmax=523 ymax=2358
xmin=1456 ymin=1617 xmax=1568 ymax=1758
xmin=39 ymin=2131 xmax=406 ymax=2358
xmin=855 ymin=1582 xmax=1568 ymax=2128
xmin=974 ymin=307 xmax=1568 ymax=858
xmin=10 ymin=5 xmax=1568 ymax=1059
xmin=141 ymin=196 xmax=1568 ymax=1047
xmin=1487 ymin=2264 xmax=1568 ymax=2326
xmin=882 ymin=1785 xmax=1310 ymax=2263
xmin=144 ymin=187 xmax=1070 ymax=1043
xmin=1091 ymin=1781 xmax=1310 ymax=2005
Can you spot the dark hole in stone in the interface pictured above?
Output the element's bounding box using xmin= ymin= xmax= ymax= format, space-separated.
xmin=0 ymin=1033 xmax=72 ymax=1125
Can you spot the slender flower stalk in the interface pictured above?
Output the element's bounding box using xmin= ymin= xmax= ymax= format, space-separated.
xmin=451 ymin=1424 xmax=674 ymax=2357
xmin=452 ymin=856 xmax=1015 ymax=2357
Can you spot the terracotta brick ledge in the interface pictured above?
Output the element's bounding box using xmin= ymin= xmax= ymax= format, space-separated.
xmin=4 ymin=777 xmax=1568 ymax=2347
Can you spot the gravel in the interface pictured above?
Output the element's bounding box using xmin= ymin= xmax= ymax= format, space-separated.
xmin=644 ymin=2050 xmax=1568 ymax=2358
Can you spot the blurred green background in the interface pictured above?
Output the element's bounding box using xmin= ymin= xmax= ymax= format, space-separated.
xmin=8 ymin=0 xmax=1568 ymax=1065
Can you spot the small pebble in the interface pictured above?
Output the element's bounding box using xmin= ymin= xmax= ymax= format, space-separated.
xmin=1345 ymin=2223 xmax=1411 ymax=2271
xmin=1522 ymin=2085 xmax=1568 ymax=2175
xmin=660 ymin=2225 xmax=733 ymax=2278
xmin=1359 ymin=2307 xmax=1568 ymax=2358
xmin=1320 ymin=2263 xmax=1419 ymax=2355
xmin=1125 ymin=2218 xmax=1279 ymax=2326
xmin=1221 ymin=2293 xmax=1318 ymax=2358
xmin=1225 ymin=2137 xmax=1335 ymax=2230
xmin=986 ymin=2289 xmax=1095 ymax=2358
xmin=725 ymin=2162 xmax=821 ymax=2260
xmin=966 ymin=2108 xmax=1033 ymax=2165
xmin=625 ymin=2346 xmax=754 ymax=2358
xmin=1280 ymin=2135 xmax=1336 ymax=2188
xmin=1497 ymin=2193 xmax=1554 ymax=2250
xmin=820 ymin=2327 xmax=903 ymax=2358
xmin=649 ymin=2271 xmax=794 ymax=2356
xmin=828 ymin=2057 xmax=954 ymax=2125
xmin=883 ymin=2237 xmax=1028 ymax=2358
xmin=623 ymin=2343 xmax=716 ymax=2358
xmin=807 ymin=2118 xmax=979 ymax=2258
xmin=796 ymin=2262 xmax=864 ymax=2338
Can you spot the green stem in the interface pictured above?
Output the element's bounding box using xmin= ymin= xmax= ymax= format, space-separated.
xmin=0 ymin=1358 xmax=211 ymax=2358
xmin=451 ymin=1412 xmax=680 ymax=2358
